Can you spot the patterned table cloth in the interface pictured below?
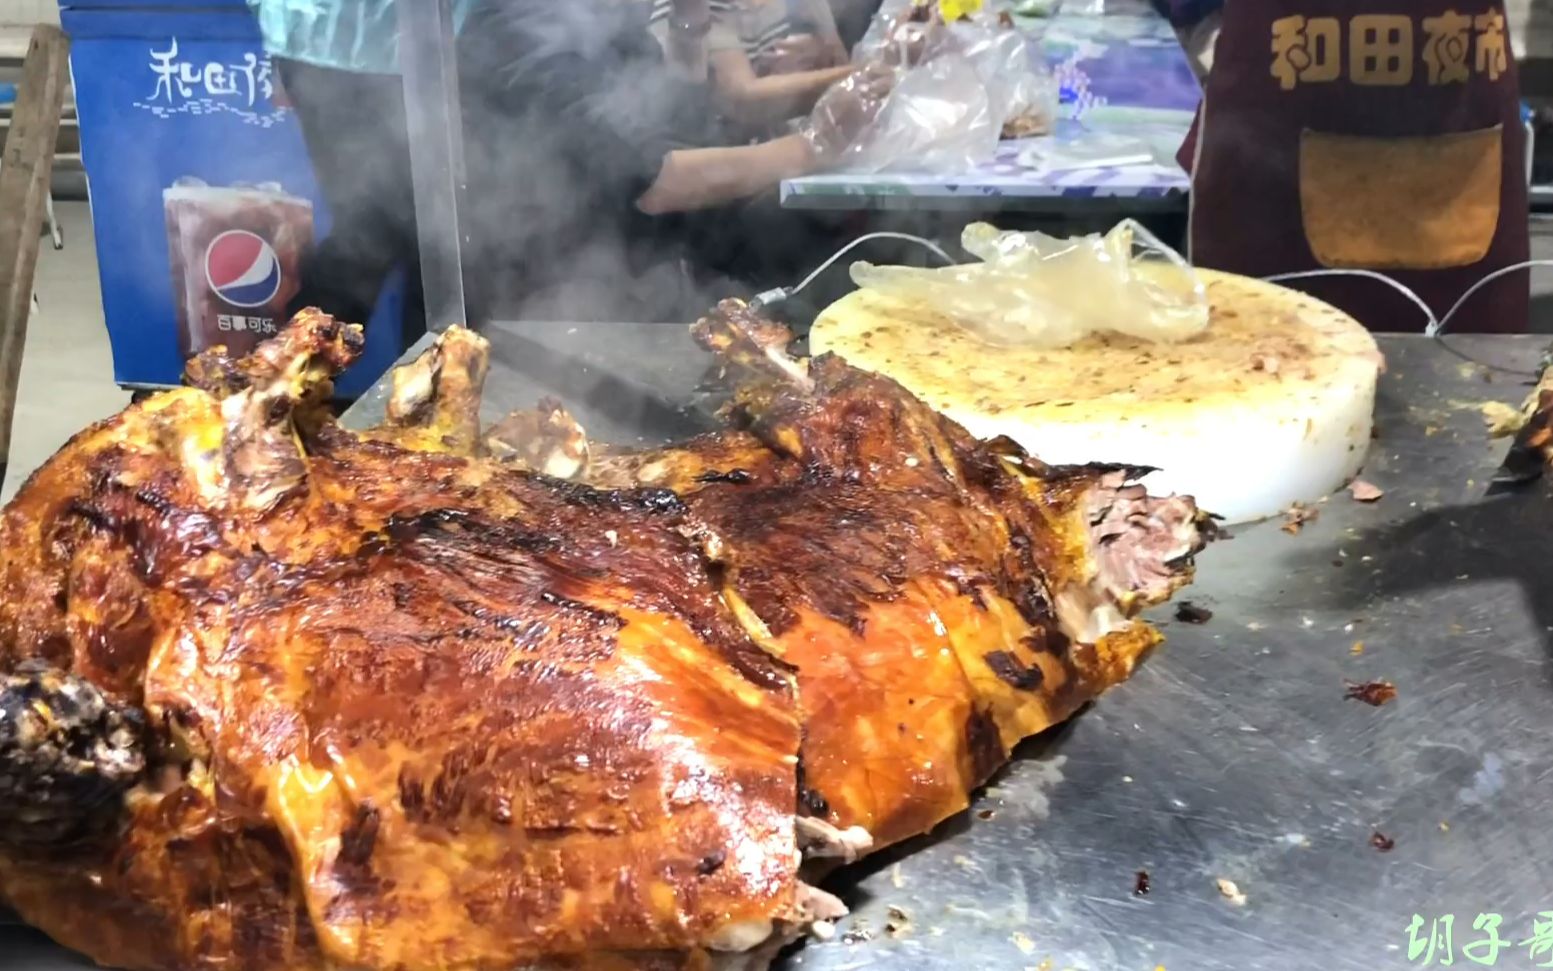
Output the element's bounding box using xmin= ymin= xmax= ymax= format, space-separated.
xmin=780 ymin=5 xmax=1202 ymax=210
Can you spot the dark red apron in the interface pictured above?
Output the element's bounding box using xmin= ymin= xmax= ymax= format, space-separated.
xmin=1180 ymin=2 xmax=1529 ymax=333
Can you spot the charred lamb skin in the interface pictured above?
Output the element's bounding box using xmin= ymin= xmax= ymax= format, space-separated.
xmin=0 ymin=305 xmax=1204 ymax=971
xmin=1500 ymin=366 xmax=1553 ymax=484
xmin=0 ymin=661 xmax=146 ymax=847
xmin=598 ymin=305 xmax=1202 ymax=849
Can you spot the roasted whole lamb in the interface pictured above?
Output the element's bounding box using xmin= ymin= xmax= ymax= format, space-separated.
xmin=0 ymin=303 xmax=1204 ymax=971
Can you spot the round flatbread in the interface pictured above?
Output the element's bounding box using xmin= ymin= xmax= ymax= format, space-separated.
xmin=810 ymin=269 xmax=1383 ymax=523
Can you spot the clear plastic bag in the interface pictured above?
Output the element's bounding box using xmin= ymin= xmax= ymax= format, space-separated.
xmin=824 ymin=0 xmax=1058 ymax=171
xmin=852 ymin=0 xmax=931 ymax=66
xmin=844 ymin=53 xmax=999 ymax=173
xmin=850 ymin=220 xmax=1209 ymax=347
xmin=924 ymin=14 xmax=1057 ymax=139
xmin=803 ymin=61 xmax=902 ymax=164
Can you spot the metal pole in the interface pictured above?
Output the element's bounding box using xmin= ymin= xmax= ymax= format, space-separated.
xmin=398 ymin=0 xmax=471 ymax=332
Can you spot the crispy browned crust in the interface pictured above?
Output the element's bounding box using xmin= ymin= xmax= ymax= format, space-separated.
xmin=1500 ymin=367 xmax=1553 ymax=484
xmin=0 ymin=426 xmax=801 ymax=969
xmin=0 ymin=307 xmax=1203 ymax=970
xmin=606 ymin=352 xmax=1196 ymax=848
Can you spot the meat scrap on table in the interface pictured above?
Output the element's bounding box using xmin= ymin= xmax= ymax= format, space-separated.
xmin=1345 ymin=679 xmax=1398 ymax=707
xmin=1347 ymin=478 xmax=1384 ymax=502
xmin=1282 ymin=502 xmax=1319 ymax=533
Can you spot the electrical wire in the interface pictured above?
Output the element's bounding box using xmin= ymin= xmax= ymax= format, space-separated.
xmin=750 ymin=232 xmax=957 ymax=309
xmin=1265 ymin=260 xmax=1553 ymax=337
xmin=1262 ymin=268 xmax=1440 ymax=332
xmin=1433 ymin=259 xmax=1553 ymax=336
xmin=1430 ymin=332 xmax=1540 ymax=378
xmin=1263 ymin=262 xmax=1553 ymax=378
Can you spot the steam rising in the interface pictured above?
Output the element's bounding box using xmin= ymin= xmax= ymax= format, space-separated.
xmin=448 ymin=0 xmax=747 ymax=324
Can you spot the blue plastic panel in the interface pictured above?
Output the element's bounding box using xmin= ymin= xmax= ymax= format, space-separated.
xmin=63 ymin=6 xmax=404 ymax=395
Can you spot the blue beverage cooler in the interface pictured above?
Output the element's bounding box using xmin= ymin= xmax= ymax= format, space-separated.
xmin=61 ymin=0 xmax=404 ymax=397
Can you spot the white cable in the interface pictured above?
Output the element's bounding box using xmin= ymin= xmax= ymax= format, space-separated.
xmin=1263 ymin=261 xmax=1553 ymax=337
xmin=792 ymin=231 xmax=956 ymax=296
xmin=1262 ymin=268 xmax=1439 ymax=333
xmin=1433 ymin=259 xmax=1553 ymax=336
xmin=752 ymin=231 xmax=956 ymax=308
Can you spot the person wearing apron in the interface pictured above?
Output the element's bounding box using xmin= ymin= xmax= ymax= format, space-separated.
xmin=1181 ymin=2 xmax=1529 ymax=333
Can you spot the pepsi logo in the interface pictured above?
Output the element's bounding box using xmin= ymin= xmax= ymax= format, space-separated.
xmin=204 ymin=230 xmax=282 ymax=308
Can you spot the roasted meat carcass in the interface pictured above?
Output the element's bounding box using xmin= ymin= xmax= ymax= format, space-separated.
xmin=0 ymin=304 xmax=1204 ymax=971
xmin=1499 ymin=364 xmax=1553 ymax=484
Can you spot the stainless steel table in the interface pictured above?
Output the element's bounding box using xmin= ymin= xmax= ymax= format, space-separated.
xmin=7 ymin=329 xmax=1553 ymax=971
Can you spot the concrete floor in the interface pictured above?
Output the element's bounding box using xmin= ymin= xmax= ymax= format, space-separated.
xmin=1 ymin=200 xmax=125 ymax=501
xmin=6 ymin=201 xmax=1553 ymax=503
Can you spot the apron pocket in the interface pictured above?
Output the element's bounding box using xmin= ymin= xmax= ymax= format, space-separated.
xmin=1299 ymin=126 xmax=1502 ymax=271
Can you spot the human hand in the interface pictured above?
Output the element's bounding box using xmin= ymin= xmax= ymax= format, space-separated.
xmin=820 ymin=33 xmax=851 ymax=67
xmin=800 ymin=60 xmax=898 ymax=165
xmin=665 ymin=0 xmax=714 ymax=80
xmin=879 ymin=19 xmax=935 ymax=67
xmin=757 ymin=33 xmax=826 ymax=74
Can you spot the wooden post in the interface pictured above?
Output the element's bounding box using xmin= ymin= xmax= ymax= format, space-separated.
xmin=0 ymin=23 xmax=69 ymax=483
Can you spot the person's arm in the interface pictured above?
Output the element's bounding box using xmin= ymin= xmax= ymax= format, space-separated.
xmin=799 ymin=0 xmax=851 ymax=65
xmin=637 ymin=134 xmax=818 ymax=214
xmin=709 ymin=48 xmax=853 ymax=126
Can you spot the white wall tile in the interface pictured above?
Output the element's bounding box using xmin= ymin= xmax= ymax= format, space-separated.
xmin=0 ymin=0 xmax=59 ymax=27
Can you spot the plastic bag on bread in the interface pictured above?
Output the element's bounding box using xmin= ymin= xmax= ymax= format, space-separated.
xmin=850 ymin=220 xmax=1210 ymax=348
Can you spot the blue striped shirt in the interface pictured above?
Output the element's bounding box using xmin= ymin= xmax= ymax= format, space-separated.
xmin=647 ymin=0 xmax=797 ymax=58
xmin=248 ymin=0 xmax=476 ymax=74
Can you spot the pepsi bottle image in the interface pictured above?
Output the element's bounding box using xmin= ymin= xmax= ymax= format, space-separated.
xmin=163 ymin=178 xmax=313 ymax=358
